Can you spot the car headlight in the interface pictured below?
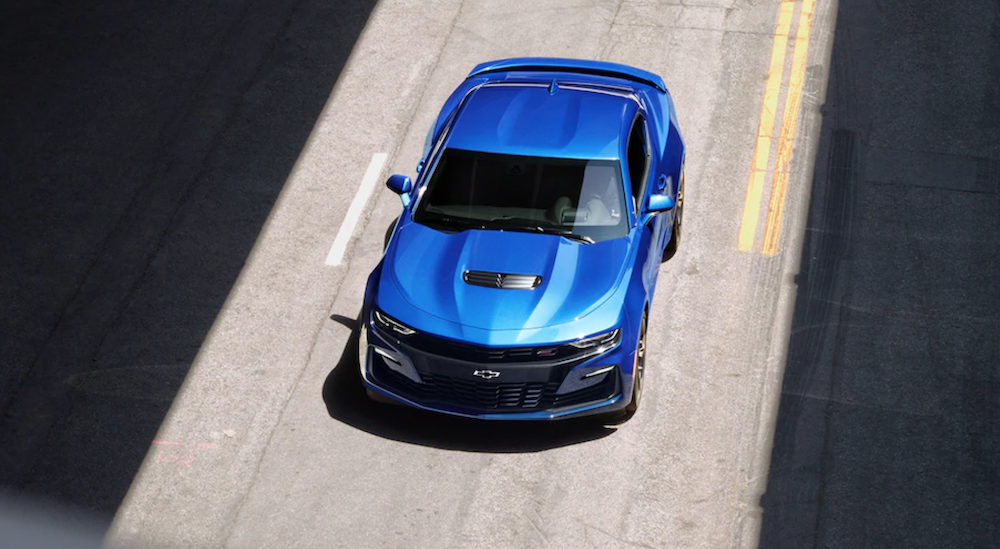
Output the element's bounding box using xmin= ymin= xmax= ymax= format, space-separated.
xmin=373 ymin=309 xmax=416 ymax=336
xmin=568 ymin=328 xmax=620 ymax=349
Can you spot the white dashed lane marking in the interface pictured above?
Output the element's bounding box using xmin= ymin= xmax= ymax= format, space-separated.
xmin=325 ymin=152 xmax=388 ymax=266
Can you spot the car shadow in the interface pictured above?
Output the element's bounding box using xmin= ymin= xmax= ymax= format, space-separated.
xmin=322 ymin=313 xmax=617 ymax=452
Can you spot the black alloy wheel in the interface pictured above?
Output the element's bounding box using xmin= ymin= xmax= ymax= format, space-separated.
xmin=624 ymin=312 xmax=647 ymax=416
xmin=662 ymin=170 xmax=684 ymax=262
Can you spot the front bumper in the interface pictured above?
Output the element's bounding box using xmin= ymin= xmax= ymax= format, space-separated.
xmin=359 ymin=316 xmax=631 ymax=420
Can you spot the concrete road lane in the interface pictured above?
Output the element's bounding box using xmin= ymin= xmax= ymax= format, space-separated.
xmin=109 ymin=0 xmax=836 ymax=547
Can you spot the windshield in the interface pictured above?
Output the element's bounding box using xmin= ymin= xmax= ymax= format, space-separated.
xmin=412 ymin=148 xmax=628 ymax=243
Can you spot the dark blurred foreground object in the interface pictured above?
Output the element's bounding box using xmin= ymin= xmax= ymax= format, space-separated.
xmin=0 ymin=491 xmax=103 ymax=549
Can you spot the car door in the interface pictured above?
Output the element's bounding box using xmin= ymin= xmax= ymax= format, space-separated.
xmin=626 ymin=114 xmax=662 ymax=289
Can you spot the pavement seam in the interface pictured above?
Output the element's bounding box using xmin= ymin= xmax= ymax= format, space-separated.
xmin=597 ymin=0 xmax=627 ymax=60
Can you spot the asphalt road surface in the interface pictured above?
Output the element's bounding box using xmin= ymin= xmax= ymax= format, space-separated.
xmin=759 ymin=1 xmax=1000 ymax=547
xmin=1 ymin=0 xmax=996 ymax=548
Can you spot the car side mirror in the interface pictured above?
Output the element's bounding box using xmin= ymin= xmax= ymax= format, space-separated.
xmin=386 ymin=174 xmax=413 ymax=208
xmin=640 ymin=194 xmax=675 ymax=226
xmin=646 ymin=193 xmax=675 ymax=213
xmin=386 ymin=174 xmax=412 ymax=194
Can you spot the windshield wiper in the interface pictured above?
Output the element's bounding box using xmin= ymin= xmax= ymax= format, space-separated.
xmin=418 ymin=214 xmax=487 ymax=232
xmin=507 ymin=225 xmax=594 ymax=244
xmin=423 ymin=215 xmax=594 ymax=243
xmin=549 ymin=230 xmax=595 ymax=244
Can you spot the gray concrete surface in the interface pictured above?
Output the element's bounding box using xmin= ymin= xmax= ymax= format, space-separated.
xmin=105 ymin=0 xmax=838 ymax=547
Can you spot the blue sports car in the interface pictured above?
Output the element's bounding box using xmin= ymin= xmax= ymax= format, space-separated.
xmin=359 ymin=58 xmax=685 ymax=420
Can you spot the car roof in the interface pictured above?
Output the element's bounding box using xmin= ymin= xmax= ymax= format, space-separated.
xmin=444 ymin=83 xmax=638 ymax=160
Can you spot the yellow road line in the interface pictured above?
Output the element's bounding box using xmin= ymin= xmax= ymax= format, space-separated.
xmin=737 ymin=1 xmax=796 ymax=253
xmin=762 ymin=0 xmax=817 ymax=256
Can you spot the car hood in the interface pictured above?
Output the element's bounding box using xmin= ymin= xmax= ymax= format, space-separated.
xmin=386 ymin=221 xmax=631 ymax=331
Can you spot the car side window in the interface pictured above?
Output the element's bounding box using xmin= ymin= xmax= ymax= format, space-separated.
xmin=626 ymin=115 xmax=650 ymax=213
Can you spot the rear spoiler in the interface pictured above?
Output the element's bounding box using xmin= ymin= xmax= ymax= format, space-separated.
xmin=467 ymin=57 xmax=666 ymax=93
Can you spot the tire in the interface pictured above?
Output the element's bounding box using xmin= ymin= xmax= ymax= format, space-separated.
xmin=662 ymin=170 xmax=684 ymax=262
xmin=383 ymin=217 xmax=398 ymax=251
xmin=624 ymin=312 xmax=648 ymax=417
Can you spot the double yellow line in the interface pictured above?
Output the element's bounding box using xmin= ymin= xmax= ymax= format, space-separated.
xmin=738 ymin=0 xmax=817 ymax=256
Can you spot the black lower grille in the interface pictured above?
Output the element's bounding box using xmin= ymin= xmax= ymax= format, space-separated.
xmin=421 ymin=374 xmax=558 ymax=409
xmin=372 ymin=356 xmax=618 ymax=412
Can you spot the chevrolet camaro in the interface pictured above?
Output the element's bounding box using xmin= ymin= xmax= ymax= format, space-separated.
xmin=359 ymin=58 xmax=685 ymax=420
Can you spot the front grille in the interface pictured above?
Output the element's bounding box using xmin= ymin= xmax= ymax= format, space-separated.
xmin=405 ymin=332 xmax=587 ymax=365
xmin=372 ymin=357 xmax=618 ymax=412
xmin=463 ymin=270 xmax=541 ymax=289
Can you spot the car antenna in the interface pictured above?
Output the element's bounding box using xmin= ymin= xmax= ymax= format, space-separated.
xmin=548 ymin=80 xmax=558 ymax=95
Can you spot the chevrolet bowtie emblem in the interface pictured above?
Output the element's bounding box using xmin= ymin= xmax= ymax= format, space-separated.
xmin=473 ymin=369 xmax=501 ymax=380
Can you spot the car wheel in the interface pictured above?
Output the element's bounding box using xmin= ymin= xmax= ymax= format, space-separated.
xmin=624 ymin=312 xmax=647 ymax=417
xmin=662 ymin=170 xmax=684 ymax=262
xmin=384 ymin=217 xmax=398 ymax=251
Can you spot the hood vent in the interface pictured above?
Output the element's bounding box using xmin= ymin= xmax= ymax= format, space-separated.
xmin=463 ymin=270 xmax=542 ymax=290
